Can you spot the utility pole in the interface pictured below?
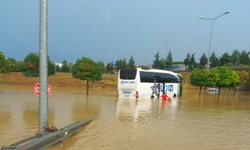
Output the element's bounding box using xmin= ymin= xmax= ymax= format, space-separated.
xmin=39 ymin=0 xmax=48 ymax=134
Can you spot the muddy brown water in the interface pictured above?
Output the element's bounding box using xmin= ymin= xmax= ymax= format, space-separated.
xmin=1 ymin=85 xmax=250 ymax=150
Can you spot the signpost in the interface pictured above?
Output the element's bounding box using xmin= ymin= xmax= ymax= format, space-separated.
xmin=39 ymin=0 xmax=48 ymax=133
xmin=34 ymin=83 xmax=51 ymax=96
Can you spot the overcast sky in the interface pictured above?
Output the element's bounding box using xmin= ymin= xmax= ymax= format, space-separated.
xmin=0 ymin=0 xmax=249 ymax=65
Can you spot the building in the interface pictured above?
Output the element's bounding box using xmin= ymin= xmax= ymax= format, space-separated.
xmin=164 ymin=64 xmax=186 ymax=71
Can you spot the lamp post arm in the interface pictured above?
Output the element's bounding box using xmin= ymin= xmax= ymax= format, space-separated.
xmin=213 ymin=13 xmax=227 ymax=20
xmin=201 ymin=18 xmax=213 ymax=20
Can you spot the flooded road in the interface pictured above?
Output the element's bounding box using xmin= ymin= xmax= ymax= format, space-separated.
xmin=1 ymin=85 xmax=250 ymax=150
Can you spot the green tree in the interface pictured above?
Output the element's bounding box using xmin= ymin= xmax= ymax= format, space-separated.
xmin=106 ymin=62 xmax=114 ymax=73
xmin=14 ymin=61 xmax=27 ymax=72
xmin=128 ymin=56 xmax=136 ymax=69
xmin=219 ymin=52 xmax=231 ymax=66
xmin=0 ymin=51 xmax=10 ymax=73
xmin=61 ymin=59 xmax=70 ymax=72
xmin=199 ymin=53 xmax=208 ymax=69
xmin=68 ymin=63 xmax=74 ymax=72
xmin=7 ymin=58 xmax=16 ymax=72
xmin=190 ymin=68 xmax=217 ymax=94
xmin=152 ymin=52 xmax=164 ymax=69
xmin=122 ymin=59 xmax=127 ymax=69
xmin=116 ymin=59 xmax=127 ymax=70
xmin=240 ymin=50 xmax=250 ymax=65
xmin=231 ymin=49 xmax=240 ymax=65
xmin=98 ymin=61 xmax=105 ymax=73
xmin=116 ymin=59 xmax=123 ymax=70
xmin=72 ymin=57 xmax=102 ymax=94
xmin=210 ymin=52 xmax=219 ymax=68
xmin=56 ymin=65 xmax=61 ymax=72
xmin=184 ymin=53 xmax=190 ymax=70
xmin=172 ymin=61 xmax=183 ymax=65
xmin=137 ymin=65 xmax=150 ymax=69
xmin=214 ymin=66 xmax=240 ymax=92
xmin=23 ymin=53 xmax=55 ymax=77
xmin=48 ymin=60 xmax=56 ymax=76
xmin=165 ymin=50 xmax=173 ymax=67
xmin=189 ymin=53 xmax=196 ymax=70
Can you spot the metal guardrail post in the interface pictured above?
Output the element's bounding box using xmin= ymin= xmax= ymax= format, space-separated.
xmin=39 ymin=0 xmax=48 ymax=133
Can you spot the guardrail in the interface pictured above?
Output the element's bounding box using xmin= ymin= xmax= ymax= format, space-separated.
xmin=1 ymin=115 xmax=97 ymax=150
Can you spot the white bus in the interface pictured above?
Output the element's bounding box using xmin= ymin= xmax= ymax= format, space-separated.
xmin=118 ymin=68 xmax=183 ymax=99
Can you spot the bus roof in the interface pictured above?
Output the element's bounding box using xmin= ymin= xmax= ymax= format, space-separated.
xmin=120 ymin=68 xmax=182 ymax=77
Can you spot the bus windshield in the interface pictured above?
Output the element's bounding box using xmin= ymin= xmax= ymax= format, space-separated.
xmin=120 ymin=69 xmax=137 ymax=80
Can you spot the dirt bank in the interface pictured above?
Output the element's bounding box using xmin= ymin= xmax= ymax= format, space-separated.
xmin=0 ymin=73 xmax=117 ymax=89
xmin=0 ymin=72 xmax=198 ymax=90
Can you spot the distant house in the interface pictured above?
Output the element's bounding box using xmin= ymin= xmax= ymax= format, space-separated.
xmin=164 ymin=64 xmax=186 ymax=71
xmin=55 ymin=63 xmax=63 ymax=68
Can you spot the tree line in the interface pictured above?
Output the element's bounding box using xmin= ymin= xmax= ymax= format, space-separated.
xmin=152 ymin=49 xmax=250 ymax=70
xmin=2 ymin=49 xmax=249 ymax=75
xmin=189 ymin=67 xmax=249 ymax=94
xmin=0 ymin=51 xmax=140 ymax=75
xmin=0 ymin=52 xmax=73 ymax=76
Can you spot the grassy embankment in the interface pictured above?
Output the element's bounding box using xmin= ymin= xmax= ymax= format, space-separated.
xmin=0 ymin=72 xmax=196 ymax=89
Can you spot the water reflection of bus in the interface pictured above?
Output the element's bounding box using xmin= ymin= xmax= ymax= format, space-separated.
xmin=116 ymin=98 xmax=151 ymax=119
xmin=116 ymin=98 xmax=179 ymax=120
xmin=118 ymin=68 xmax=183 ymax=99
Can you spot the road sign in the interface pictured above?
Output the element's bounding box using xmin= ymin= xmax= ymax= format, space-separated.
xmin=112 ymin=61 xmax=116 ymax=66
xmin=34 ymin=83 xmax=51 ymax=96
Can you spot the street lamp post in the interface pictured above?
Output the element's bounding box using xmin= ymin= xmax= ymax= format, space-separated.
xmin=199 ymin=11 xmax=229 ymax=70
xmin=164 ymin=42 xmax=171 ymax=58
xmin=102 ymin=49 xmax=108 ymax=73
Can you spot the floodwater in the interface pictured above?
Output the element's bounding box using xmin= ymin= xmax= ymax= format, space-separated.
xmin=1 ymin=85 xmax=250 ymax=150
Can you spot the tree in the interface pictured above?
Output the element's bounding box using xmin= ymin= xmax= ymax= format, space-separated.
xmin=128 ymin=56 xmax=136 ymax=69
xmin=199 ymin=53 xmax=208 ymax=69
xmin=68 ymin=63 xmax=74 ymax=72
xmin=152 ymin=52 xmax=164 ymax=69
xmin=137 ymin=65 xmax=150 ymax=69
xmin=184 ymin=53 xmax=190 ymax=70
xmin=240 ymin=50 xmax=250 ymax=65
xmin=23 ymin=53 xmax=55 ymax=77
xmin=116 ymin=59 xmax=122 ymax=70
xmin=98 ymin=61 xmax=105 ymax=73
xmin=7 ymin=58 xmax=16 ymax=72
xmin=190 ymin=68 xmax=217 ymax=94
xmin=210 ymin=52 xmax=219 ymax=68
xmin=165 ymin=50 xmax=173 ymax=67
xmin=189 ymin=53 xmax=196 ymax=70
xmin=116 ymin=59 xmax=127 ymax=70
xmin=172 ymin=61 xmax=183 ymax=65
xmin=106 ymin=62 xmax=113 ymax=73
xmin=0 ymin=51 xmax=11 ymax=73
xmin=61 ymin=59 xmax=70 ymax=72
xmin=72 ymin=57 xmax=102 ymax=94
xmin=14 ymin=61 xmax=27 ymax=72
xmin=235 ymin=70 xmax=249 ymax=85
xmin=56 ymin=65 xmax=61 ymax=72
xmin=48 ymin=60 xmax=56 ymax=76
xmin=219 ymin=52 xmax=231 ymax=66
xmin=214 ymin=66 xmax=240 ymax=92
xmin=231 ymin=49 xmax=240 ymax=66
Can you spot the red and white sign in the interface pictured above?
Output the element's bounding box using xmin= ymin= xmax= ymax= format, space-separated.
xmin=34 ymin=83 xmax=52 ymax=96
